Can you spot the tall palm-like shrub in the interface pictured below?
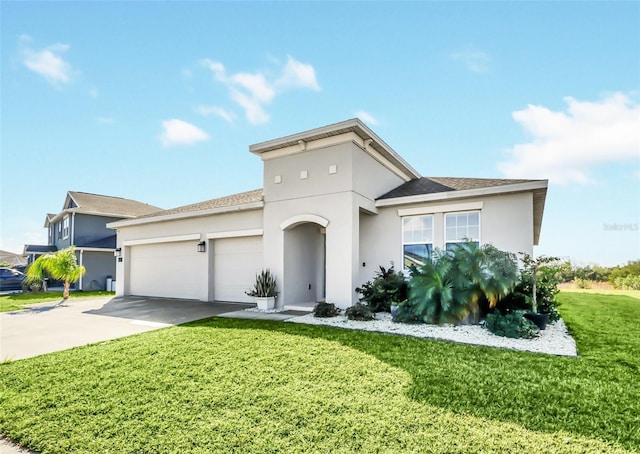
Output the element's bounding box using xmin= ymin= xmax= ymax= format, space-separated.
xmin=452 ymin=242 xmax=519 ymax=322
xmin=26 ymin=246 xmax=86 ymax=299
xmin=405 ymin=252 xmax=469 ymax=324
xmin=404 ymin=241 xmax=519 ymax=325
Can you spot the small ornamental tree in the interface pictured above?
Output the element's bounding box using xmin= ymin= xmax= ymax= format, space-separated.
xmin=26 ymin=246 xmax=86 ymax=299
xmin=519 ymin=253 xmax=560 ymax=313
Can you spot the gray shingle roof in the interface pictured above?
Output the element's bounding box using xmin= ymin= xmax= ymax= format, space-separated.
xmin=378 ymin=177 xmax=541 ymax=200
xmin=67 ymin=191 xmax=162 ymax=217
xmin=134 ymin=189 xmax=264 ymax=220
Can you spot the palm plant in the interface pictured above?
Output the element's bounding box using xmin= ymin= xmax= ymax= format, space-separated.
xmin=406 ymin=252 xmax=469 ymax=324
xmin=452 ymin=242 xmax=519 ymax=319
xmin=404 ymin=241 xmax=519 ymax=325
xmin=25 ymin=246 xmax=86 ymax=299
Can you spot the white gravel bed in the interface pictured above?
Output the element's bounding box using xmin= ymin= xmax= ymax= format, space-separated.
xmin=286 ymin=312 xmax=578 ymax=357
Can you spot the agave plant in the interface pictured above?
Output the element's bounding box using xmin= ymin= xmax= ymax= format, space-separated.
xmin=245 ymin=269 xmax=278 ymax=298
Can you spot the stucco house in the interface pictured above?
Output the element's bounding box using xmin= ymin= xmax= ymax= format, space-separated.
xmin=25 ymin=191 xmax=162 ymax=291
xmin=108 ymin=119 xmax=547 ymax=309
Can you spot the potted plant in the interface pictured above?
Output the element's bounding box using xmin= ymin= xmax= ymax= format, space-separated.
xmin=246 ymin=269 xmax=278 ymax=310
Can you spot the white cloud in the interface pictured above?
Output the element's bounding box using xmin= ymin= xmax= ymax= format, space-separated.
xmin=498 ymin=93 xmax=640 ymax=184
xmin=231 ymin=72 xmax=275 ymax=103
xmin=355 ymin=111 xmax=378 ymax=126
xmin=230 ymin=90 xmax=270 ymax=125
xmin=275 ymin=55 xmax=321 ymax=91
xmin=20 ymin=36 xmax=73 ymax=86
xmin=195 ymin=105 xmax=235 ymax=123
xmin=160 ymin=119 xmax=210 ymax=147
xmin=451 ymin=51 xmax=490 ymax=73
xmin=200 ymin=55 xmax=320 ymax=124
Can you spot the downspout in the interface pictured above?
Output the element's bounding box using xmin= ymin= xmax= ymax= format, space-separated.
xmin=71 ymin=212 xmax=76 ymax=245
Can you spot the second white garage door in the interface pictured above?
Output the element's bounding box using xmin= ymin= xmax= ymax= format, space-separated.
xmin=213 ymin=236 xmax=262 ymax=303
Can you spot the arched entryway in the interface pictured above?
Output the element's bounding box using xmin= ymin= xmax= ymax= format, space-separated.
xmin=281 ymin=215 xmax=327 ymax=309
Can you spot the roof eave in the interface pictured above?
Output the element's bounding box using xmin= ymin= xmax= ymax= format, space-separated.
xmin=107 ymin=201 xmax=265 ymax=229
xmin=249 ymin=118 xmax=421 ymax=180
xmin=375 ymin=180 xmax=549 ymax=207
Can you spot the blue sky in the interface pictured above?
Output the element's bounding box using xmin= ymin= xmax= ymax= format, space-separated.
xmin=1 ymin=1 xmax=638 ymax=266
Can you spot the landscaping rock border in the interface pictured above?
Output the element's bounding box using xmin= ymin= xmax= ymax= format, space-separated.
xmin=287 ymin=312 xmax=578 ymax=357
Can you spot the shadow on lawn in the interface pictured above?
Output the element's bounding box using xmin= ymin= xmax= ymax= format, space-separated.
xmin=6 ymin=300 xmax=67 ymax=315
xmin=181 ymin=316 xmax=639 ymax=452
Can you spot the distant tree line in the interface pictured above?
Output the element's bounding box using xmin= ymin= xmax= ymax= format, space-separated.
xmin=556 ymin=260 xmax=640 ymax=290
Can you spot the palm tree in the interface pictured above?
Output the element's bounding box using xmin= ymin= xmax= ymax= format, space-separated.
xmin=26 ymin=246 xmax=86 ymax=299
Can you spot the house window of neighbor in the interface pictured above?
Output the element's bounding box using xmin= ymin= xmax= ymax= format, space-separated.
xmin=58 ymin=222 xmax=62 ymax=240
xmin=445 ymin=211 xmax=480 ymax=251
xmin=62 ymin=216 xmax=70 ymax=239
xmin=49 ymin=225 xmax=53 ymax=243
xmin=402 ymin=215 xmax=433 ymax=269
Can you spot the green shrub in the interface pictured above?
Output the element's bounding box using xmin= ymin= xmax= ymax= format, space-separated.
xmin=355 ymin=265 xmax=407 ymax=312
xmin=613 ymin=275 xmax=640 ymax=290
xmin=573 ymin=277 xmax=591 ymax=289
xmin=313 ymin=302 xmax=341 ymax=318
xmin=499 ymin=255 xmax=562 ymax=322
xmin=345 ymin=303 xmax=375 ymax=321
xmin=484 ymin=310 xmax=540 ymax=339
xmin=404 ymin=242 xmax=519 ymax=325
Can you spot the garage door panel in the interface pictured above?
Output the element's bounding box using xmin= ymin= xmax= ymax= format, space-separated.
xmin=129 ymin=241 xmax=201 ymax=299
xmin=214 ymin=236 xmax=262 ymax=303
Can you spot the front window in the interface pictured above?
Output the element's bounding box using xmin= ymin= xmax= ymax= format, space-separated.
xmin=402 ymin=215 xmax=433 ymax=269
xmin=62 ymin=216 xmax=70 ymax=239
xmin=445 ymin=211 xmax=480 ymax=250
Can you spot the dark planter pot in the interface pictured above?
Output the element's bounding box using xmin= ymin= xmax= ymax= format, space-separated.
xmin=525 ymin=312 xmax=550 ymax=330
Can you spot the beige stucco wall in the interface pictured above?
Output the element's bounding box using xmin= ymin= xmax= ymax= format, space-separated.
xmin=113 ymin=209 xmax=263 ymax=300
xmin=261 ymin=139 xmax=404 ymax=308
xmin=357 ymin=192 xmax=535 ymax=288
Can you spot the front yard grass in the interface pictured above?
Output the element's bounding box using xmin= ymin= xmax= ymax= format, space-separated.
xmin=0 ymin=292 xmax=638 ymax=453
xmin=0 ymin=291 xmax=114 ymax=313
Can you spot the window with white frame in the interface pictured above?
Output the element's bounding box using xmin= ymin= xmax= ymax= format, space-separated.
xmin=402 ymin=215 xmax=433 ymax=269
xmin=49 ymin=225 xmax=53 ymax=243
xmin=62 ymin=216 xmax=70 ymax=239
xmin=445 ymin=211 xmax=480 ymax=251
xmin=57 ymin=222 xmax=62 ymax=240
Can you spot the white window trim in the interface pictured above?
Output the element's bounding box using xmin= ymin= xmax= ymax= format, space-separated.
xmin=444 ymin=210 xmax=481 ymax=247
xmin=397 ymin=201 xmax=483 ymax=217
xmin=62 ymin=216 xmax=70 ymax=240
xmin=402 ymin=214 xmax=434 ymax=269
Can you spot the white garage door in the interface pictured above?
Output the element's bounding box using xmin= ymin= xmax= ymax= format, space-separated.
xmin=129 ymin=241 xmax=201 ymax=300
xmin=214 ymin=236 xmax=262 ymax=303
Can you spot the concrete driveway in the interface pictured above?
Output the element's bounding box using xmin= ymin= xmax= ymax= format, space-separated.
xmin=0 ymin=296 xmax=252 ymax=361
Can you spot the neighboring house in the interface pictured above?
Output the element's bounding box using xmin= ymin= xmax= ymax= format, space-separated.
xmin=108 ymin=119 xmax=547 ymax=309
xmin=25 ymin=192 xmax=162 ymax=291
xmin=0 ymin=250 xmax=28 ymax=268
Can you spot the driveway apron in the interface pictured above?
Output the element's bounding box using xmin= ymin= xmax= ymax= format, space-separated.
xmin=0 ymin=296 xmax=252 ymax=361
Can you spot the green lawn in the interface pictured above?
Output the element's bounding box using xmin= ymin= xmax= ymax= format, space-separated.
xmin=0 ymin=293 xmax=638 ymax=453
xmin=0 ymin=291 xmax=115 ymax=313
xmin=559 ymin=287 xmax=640 ymax=300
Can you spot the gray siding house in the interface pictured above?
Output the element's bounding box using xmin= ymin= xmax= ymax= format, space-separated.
xmin=108 ymin=119 xmax=548 ymax=309
xmin=25 ymin=192 xmax=161 ymax=291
